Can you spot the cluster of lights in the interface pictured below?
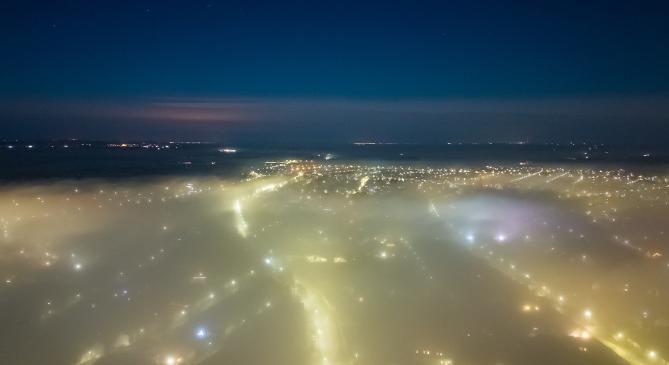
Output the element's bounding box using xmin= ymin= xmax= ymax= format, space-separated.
xmin=1 ymin=161 xmax=669 ymax=365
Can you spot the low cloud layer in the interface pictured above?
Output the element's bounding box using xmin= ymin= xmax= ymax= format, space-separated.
xmin=2 ymin=97 xmax=669 ymax=143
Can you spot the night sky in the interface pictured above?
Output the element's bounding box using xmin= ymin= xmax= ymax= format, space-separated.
xmin=1 ymin=0 xmax=668 ymax=144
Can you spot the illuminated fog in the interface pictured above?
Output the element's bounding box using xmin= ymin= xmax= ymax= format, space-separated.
xmin=1 ymin=163 xmax=668 ymax=365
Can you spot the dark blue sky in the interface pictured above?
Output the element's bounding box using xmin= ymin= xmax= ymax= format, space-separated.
xmin=1 ymin=0 xmax=668 ymax=143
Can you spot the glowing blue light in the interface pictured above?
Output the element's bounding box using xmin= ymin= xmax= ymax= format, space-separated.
xmin=195 ymin=326 xmax=208 ymax=339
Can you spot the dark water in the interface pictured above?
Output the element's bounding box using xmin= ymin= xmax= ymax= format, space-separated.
xmin=1 ymin=141 xmax=668 ymax=181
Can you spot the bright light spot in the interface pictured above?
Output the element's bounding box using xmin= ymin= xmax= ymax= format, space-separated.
xmin=195 ymin=326 xmax=208 ymax=339
xmin=648 ymin=350 xmax=658 ymax=360
xmin=357 ymin=176 xmax=369 ymax=192
xmin=569 ymin=329 xmax=591 ymax=340
xmin=495 ymin=233 xmax=507 ymax=242
xmin=465 ymin=233 xmax=475 ymax=243
xmin=522 ymin=304 xmax=539 ymax=312
xmin=164 ymin=355 xmax=181 ymax=365
xmin=583 ymin=309 xmax=593 ymax=319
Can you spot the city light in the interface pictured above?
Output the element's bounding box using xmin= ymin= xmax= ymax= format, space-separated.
xmin=0 ymin=161 xmax=667 ymax=365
